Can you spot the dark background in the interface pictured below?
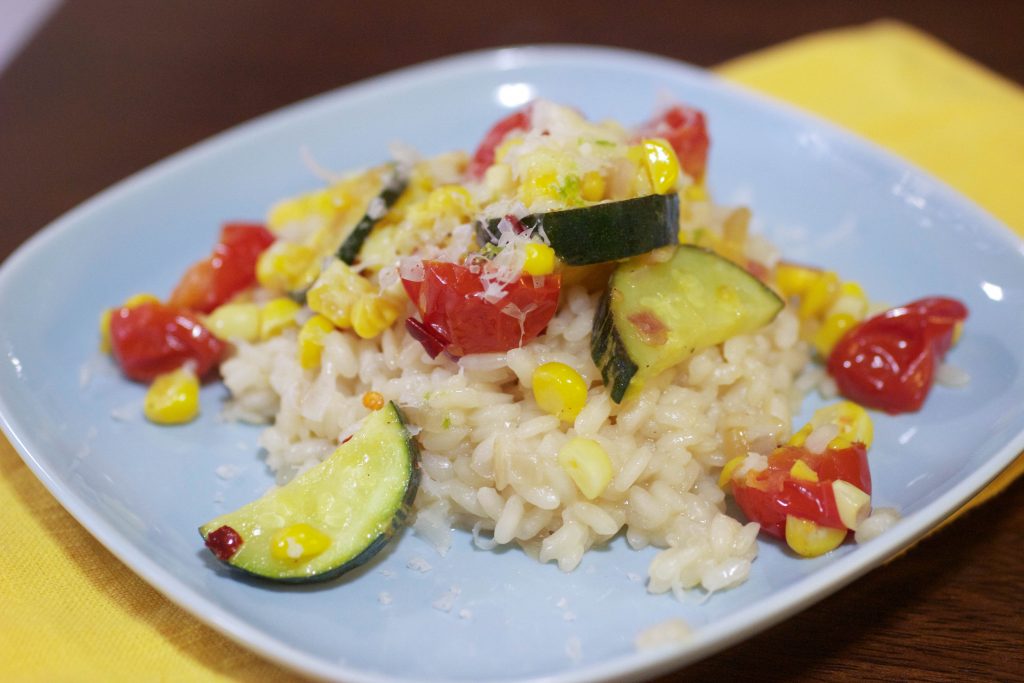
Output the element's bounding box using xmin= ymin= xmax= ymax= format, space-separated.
xmin=2 ymin=2 xmax=1022 ymax=681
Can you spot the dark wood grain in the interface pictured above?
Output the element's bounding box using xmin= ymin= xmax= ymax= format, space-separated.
xmin=2 ymin=2 xmax=1022 ymax=681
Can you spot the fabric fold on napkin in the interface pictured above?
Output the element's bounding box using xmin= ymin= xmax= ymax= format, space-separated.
xmin=1 ymin=19 xmax=1021 ymax=681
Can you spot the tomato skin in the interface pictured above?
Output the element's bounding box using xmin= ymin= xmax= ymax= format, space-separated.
xmin=110 ymin=301 xmax=227 ymax=382
xmin=467 ymin=109 xmax=531 ymax=180
xmin=827 ymin=297 xmax=968 ymax=414
xmin=402 ymin=260 xmax=560 ymax=356
xmin=168 ymin=223 xmax=275 ymax=313
xmin=731 ymin=444 xmax=870 ymax=538
xmin=635 ymin=104 xmax=710 ymax=181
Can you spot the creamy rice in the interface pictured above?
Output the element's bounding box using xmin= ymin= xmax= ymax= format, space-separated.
xmin=222 ymin=284 xmax=808 ymax=594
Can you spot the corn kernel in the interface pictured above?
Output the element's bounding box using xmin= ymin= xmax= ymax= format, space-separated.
xmin=519 ymin=170 xmax=560 ymax=207
xmin=718 ymin=455 xmax=746 ymax=489
xmin=484 ymin=163 xmax=514 ymax=197
xmin=256 ymin=242 xmax=321 ymax=293
xmin=683 ymin=183 xmax=708 ymax=202
xmin=639 ymin=139 xmax=681 ymax=194
xmin=785 ymin=515 xmax=847 ymax=557
xmin=799 ymin=270 xmax=840 ymax=320
xmin=952 ymin=321 xmax=964 ymax=346
xmin=827 ymin=281 xmax=869 ymax=320
xmin=832 ymin=480 xmax=872 ymax=531
xmin=259 ymin=297 xmax=301 ymax=339
xmin=426 ymin=185 xmax=475 ymax=219
xmin=522 ymin=242 xmax=556 ymax=276
xmin=494 ymin=136 xmax=523 ymax=164
xmin=812 ymin=312 xmax=858 ymax=357
xmin=297 ymin=315 xmax=335 ymax=369
xmin=558 ymin=437 xmax=613 ymax=500
xmin=307 ymin=261 xmax=374 ymax=329
xmin=99 ymin=308 xmax=113 ymax=353
xmin=269 ymin=523 xmax=332 ymax=561
xmin=143 ymin=367 xmax=200 ymax=425
xmin=532 ymin=361 xmax=588 ymax=423
xmin=790 ymin=401 xmax=873 ymax=450
xmin=775 ymin=263 xmax=821 ymax=299
xmin=205 ymin=303 xmax=261 ymax=342
xmin=580 ymin=171 xmax=606 ymax=201
xmin=362 ymin=391 xmax=385 ymax=411
xmin=789 ymin=459 xmax=819 ymax=483
xmin=267 ymin=189 xmax=345 ymax=232
xmin=349 ymin=295 xmax=402 ymax=339
xmin=123 ymin=292 xmax=160 ymax=308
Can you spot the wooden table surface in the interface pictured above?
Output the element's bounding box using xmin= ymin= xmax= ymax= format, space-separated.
xmin=2 ymin=2 xmax=1022 ymax=681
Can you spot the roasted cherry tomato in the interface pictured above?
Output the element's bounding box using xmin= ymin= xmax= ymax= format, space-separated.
xmin=827 ymin=297 xmax=968 ymax=414
xmin=635 ymin=104 xmax=710 ymax=182
xmin=401 ymin=260 xmax=560 ymax=356
xmin=109 ymin=301 xmax=227 ymax=382
xmin=730 ymin=443 xmax=871 ymax=538
xmin=168 ymin=223 xmax=275 ymax=314
xmin=467 ymin=108 xmax=532 ymax=180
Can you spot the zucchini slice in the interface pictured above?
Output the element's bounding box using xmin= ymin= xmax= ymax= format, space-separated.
xmin=475 ymin=193 xmax=679 ymax=265
xmin=335 ymin=167 xmax=408 ymax=265
xmin=592 ymin=245 xmax=784 ymax=403
xmin=199 ymin=402 xmax=419 ymax=583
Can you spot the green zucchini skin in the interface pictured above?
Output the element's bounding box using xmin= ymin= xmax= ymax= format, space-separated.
xmin=475 ymin=193 xmax=679 ymax=266
xmin=199 ymin=402 xmax=420 ymax=584
xmin=591 ymin=245 xmax=784 ymax=403
xmin=335 ymin=168 xmax=408 ymax=265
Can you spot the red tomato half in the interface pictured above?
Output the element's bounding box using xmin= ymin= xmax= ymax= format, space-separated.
xmin=402 ymin=260 xmax=560 ymax=357
xmin=731 ymin=444 xmax=871 ymax=538
xmin=827 ymin=297 xmax=968 ymax=414
xmin=467 ymin=108 xmax=532 ymax=180
xmin=109 ymin=301 xmax=227 ymax=382
xmin=168 ymin=223 xmax=275 ymax=313
xmin=635 ymin=104 xmax=710 ymax=181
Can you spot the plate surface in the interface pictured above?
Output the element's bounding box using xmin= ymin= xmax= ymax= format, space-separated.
xmin=1 ymin=46 xmax=1023 ymax=683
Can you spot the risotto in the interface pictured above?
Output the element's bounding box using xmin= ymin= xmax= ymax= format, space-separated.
xmin=103 ymin=99 xmax=967 ymax=591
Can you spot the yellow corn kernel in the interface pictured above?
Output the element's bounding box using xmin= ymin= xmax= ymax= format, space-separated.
xmin=267 ymin=189 xmax=344 ymax=232
xmin=349 ymin=295 xmax=402 ymax=339
xmin=123 ymin=292 xmax=160 ymax=308
xmin=522 ymin=242 xmax=556 ymax=276
xmin=683 ymin=183 xmax=708 ymax=202
xmin=639 ymin=139 xmax=681 ymax=194
xmin=269 ymin=523 xmax=332 ymax=561
xmin=775 ymin=263 xmax=821 ymax=299
xmin=362 ymin=391 xmax=385 ymax=411
xmin=790 ymin=401 xmax=874 ymax=450
xmin=785 ymin=516 xmax=847 ymax=557
xmin=426 ymin=185 xmax=475 ymax=219
xmin=580 ymin=171 xmax=606 ymax=201
xmin=256 ymin=242 xmax=321 ymax=293
xmin=532 ymin=361 xmax=588 ymax=423
xmin=306 ymin=261 xmax=374 ymax=329
xmin=718 ymin=455 xmax=746 ymax=489
xmin=143 ymin=367 xmax=200 ymax=425
xmin=519 ymin=170 xmax=560 ymax=207
xmin=558 ymin=437 xmax=613 ymax=500
xmin=789 ymin=459 xmax=819 ymax=483
xmin=812 ymin=312 xmax=858 ymax=357
xmin=827 ymin=281 xmax=869 ymax=320
xmin=205 ymin=303 xmax=261 ymax=342
xmin=798 ymin=270 xmax=840 ymax=320
xmin=832 ymin=480 xmax=872 ymax=531
xmin=952 ymin=321 xmax=964 ymax=346
xmin=259 ymin=297 xmax=301 ymax=340
xmin=99 ymin=308 xmax=113 ymax=353
xmin=297 ymin=314 xmax=335 ymax=369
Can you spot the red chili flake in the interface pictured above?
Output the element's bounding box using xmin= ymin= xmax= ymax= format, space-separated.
xmin=405 ymin=317 xmax=450 ymax=359
xmin=205 ymin=525 xmax=243 ymax=561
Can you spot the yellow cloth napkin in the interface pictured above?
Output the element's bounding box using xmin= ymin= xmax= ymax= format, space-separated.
xmin=2 ymin=19 xmax=1022 ymax=681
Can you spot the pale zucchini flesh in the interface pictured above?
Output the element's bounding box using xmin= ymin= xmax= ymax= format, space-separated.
xmin=199 ymin=401 xmax=419 ymax=583
xmin=592 ymin=245 xmax=784 ymax=402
